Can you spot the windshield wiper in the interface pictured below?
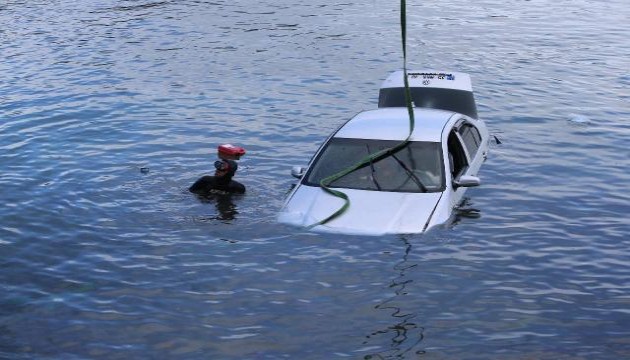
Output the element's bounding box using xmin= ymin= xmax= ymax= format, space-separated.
xmin=391 ymin=154 xmax=427 ymax=192
xmin=366 ymin=144 xmax=382 ymax=190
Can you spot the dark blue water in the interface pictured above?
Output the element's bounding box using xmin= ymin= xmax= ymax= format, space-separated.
xmin=1 ymin=0 xmax=629 ymax=358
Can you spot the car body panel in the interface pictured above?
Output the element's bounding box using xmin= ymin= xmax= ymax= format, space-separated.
xmin=334 ymin=108 xmax=453 ymax=142
xmin=278 ymin=185 xmax=443 ymax=236
xmin=278 ymin=70 xmax=489 ymax=235
xmin=380 ymin=70 xmax=473 ymax=91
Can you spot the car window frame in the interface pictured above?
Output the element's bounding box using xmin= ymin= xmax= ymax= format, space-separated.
xmin=457 ymin=121 xmax=482 ymax=160
xmin=447 ymin=129 xmax=470 ymax=180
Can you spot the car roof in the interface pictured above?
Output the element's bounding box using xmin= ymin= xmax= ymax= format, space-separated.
xmin=334 ymin=107 xmax=456 ymax=142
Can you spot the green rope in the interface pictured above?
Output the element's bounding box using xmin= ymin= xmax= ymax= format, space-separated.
xmin=308 ymin=0 xmax=416 ymax=228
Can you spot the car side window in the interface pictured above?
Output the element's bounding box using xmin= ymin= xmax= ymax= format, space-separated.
xmin=458 ymin=123 xmax=482 ymax=159
xmin=447 ymin=131 xmax=468 ymax=179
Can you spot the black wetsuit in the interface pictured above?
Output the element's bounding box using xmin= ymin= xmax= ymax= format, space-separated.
xmin=189 ymin=175 xmax=245 ymax=195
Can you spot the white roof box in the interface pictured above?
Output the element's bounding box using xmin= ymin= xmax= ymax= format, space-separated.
xmin=380 ymin=70 xmax=473 ymax=92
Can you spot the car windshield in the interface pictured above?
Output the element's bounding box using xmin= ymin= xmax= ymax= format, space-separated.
xmin=304 ymin=138 xmax=444 ymax=193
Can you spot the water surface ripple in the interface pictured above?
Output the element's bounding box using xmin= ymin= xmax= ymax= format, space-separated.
xmin=1 ymin=0 xmax=629 ymax=358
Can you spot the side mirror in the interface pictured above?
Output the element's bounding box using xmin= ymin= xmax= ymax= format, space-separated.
xmin=291 ymin=166 xmax=306 ymax=179
xmin=454 ymin=175 xmax=481 ymax=189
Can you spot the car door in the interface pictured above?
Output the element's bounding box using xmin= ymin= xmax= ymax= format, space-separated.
xmin=446 ymin=122 xmax=472 ymax=208
xmin=457 ymin=121 xmax=486 ymax=175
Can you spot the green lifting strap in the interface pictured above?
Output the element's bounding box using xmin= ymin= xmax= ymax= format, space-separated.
xmin=308 ymin=0 xmax=416 ymax=229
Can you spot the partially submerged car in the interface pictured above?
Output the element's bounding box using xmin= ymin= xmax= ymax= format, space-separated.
xmin=278 ymin=71 xmax=489 ymax=235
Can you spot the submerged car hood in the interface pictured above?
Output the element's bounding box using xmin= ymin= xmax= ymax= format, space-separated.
xmin=278 ymin=185 xmax=443 ymax=235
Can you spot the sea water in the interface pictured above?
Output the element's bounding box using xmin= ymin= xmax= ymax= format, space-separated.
xmin=1 ymin=0 xmax=629 ymax=358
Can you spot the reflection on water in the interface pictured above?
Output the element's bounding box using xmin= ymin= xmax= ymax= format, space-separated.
xmin=194 ymin=193 xmax=241 ymax=221
xmin=364 ymin=237 xmax=426 ymax=359
xmin=451 ymin=197 xmax=482 ymax=227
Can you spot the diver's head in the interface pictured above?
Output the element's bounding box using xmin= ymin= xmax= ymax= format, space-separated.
xmin=214 ymin=159 xmax=237 ymax=179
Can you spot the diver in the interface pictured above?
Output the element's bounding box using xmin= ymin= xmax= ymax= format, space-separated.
xmin=189 ymin=144 xmax=246 ymax=196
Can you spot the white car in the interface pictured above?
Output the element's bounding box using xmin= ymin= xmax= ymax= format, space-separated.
xmin=278 ymin=71 xmax=489 ymax=235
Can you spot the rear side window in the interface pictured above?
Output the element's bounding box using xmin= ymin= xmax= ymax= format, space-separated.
xmin=458 ymin=123 xmax=482 ymax=158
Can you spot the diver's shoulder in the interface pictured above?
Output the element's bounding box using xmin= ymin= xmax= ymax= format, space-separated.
xmin=189 ymin=175 xmax=216 ymax=193
xmin=228 ymin=180 xmax=246 ymax=194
